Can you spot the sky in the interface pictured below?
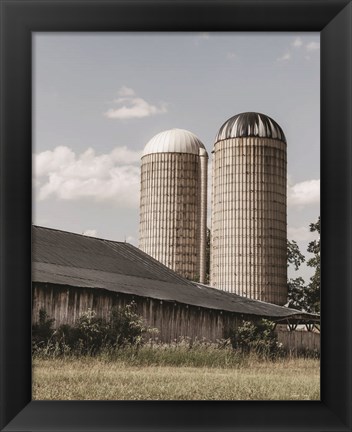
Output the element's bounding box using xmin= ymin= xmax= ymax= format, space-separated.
xmin=33 ymin=32 xmax=320 ymax=281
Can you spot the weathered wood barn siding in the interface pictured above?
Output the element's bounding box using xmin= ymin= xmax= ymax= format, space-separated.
xmin=276 ymin=329 xmax=320 ymax=354
xmin=32 ymin=227 xmax=320 ymax=347
xmin=33 ymin=283 xmax=239 ymax=342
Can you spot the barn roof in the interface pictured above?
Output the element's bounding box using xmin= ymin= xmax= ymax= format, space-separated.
xmin=32 ymin=226 xmax=319 ymax=323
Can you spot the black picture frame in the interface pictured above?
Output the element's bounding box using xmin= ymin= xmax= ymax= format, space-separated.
xmin=1 ymin=1 xmax=351 ymax=431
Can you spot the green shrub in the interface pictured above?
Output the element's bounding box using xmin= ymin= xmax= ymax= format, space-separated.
xmin=32 ymin=302 xmax=158 ymax=357
xmin=74 ymin=309 xmax=108 ymax=355
xmin=106 ymin=301 xmax=157 ymax=348
xmin=234 ymin=319 xmax=281 ymax=358
xmin=32 ymin=309 xmax=55 ymax=347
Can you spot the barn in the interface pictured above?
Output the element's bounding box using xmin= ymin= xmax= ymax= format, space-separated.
xmin=32 ymin=225 xmax=319 ymax=344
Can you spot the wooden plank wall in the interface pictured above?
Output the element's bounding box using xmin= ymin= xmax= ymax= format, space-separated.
xmin=276 ymin=329 xmax=320 ymax=354
xmin=32 ymin=283 xmax=238 ymax=342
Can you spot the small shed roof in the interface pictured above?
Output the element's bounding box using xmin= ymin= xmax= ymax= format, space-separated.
xmin=32 ymin=226 xmax=319 ymax=323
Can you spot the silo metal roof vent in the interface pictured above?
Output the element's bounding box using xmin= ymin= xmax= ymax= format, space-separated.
xmin=215 ymin=112 xmax=287 ymax=144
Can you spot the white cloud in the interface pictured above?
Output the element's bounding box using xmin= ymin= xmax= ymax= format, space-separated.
xmin=292 ymin=37 xmax=303 ymax=48
xmin=110 ymin=146 xmax=142 ymax=164
xmin=104 ymin=87 xmax=168 ymax=120
xmin=34 ymin=146 xmax=141 ymax=207
xmin=277 ymin=52 xmax=291 ymax=62
xmin=35 ymin=146 xmax=76 ymax=177
xmin=288 ymin=179 xmax=320 ymax=207
xmin=83 ymin=229 xmax=98 ymax=237
xmin=279 ymin=38 xmax=319 ymax=63
xmin=288 ymin=225 xmax=318 ymax=242
xmin=306 ymin=41 xmax=320 ymax=52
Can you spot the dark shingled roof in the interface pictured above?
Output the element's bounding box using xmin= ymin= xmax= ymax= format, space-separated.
xmin=32 ymin=226 xmax=318 ymax=323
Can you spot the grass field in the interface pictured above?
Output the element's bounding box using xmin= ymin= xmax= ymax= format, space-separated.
xmin=32 ymin=356 xmax=320 ymax=400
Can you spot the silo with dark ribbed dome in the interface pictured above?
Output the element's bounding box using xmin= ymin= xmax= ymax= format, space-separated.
xmin=139 ymin=128 xmax=208 ymax=282
xmin=210 ymin=112 xmax=287 ymax=305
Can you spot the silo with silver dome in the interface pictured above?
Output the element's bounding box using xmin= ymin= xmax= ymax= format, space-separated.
xmin=139 ymin=128 xmax=208 ymax=283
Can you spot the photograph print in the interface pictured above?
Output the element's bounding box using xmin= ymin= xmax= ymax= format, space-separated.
xmin=32 ymin=32 xmax=320 ymax=400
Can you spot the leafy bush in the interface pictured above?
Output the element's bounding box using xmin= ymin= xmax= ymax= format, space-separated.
xmin=65 ymin=309 xmax=108 ymax=355
xmin=234 ymin=319 xmax=282 ymax=358
xmin=106 ymin=301 xmax=157 ymax=348
xmin=32 ymin=302 xmax=158 ymax=356
xmin=32 ymin=308 xmax=55 ymax=346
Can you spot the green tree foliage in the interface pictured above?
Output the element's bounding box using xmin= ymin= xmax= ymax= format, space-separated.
xmin=286 ymin=217 xmax=320 ymax=313
xmin=305 ymin=217 xmax=321 ymax=313
xmin=287 ymin=277 xmax=307 ymax=311
xmin=287 ymin=240 xmax=306 ymax=310
xmin=287 ymin=240 xmax=305 ymax=270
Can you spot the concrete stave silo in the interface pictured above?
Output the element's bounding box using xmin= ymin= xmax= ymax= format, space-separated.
xmin=210 ymin=112 xmax=287 ymax=305
xmin=139 ymin=128 xmax=208 ymax=282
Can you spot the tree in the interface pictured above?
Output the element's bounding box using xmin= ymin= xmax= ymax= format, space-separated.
xmin=305 ymin=217 xmax=321 ymax=313
xmin=287 ymin=240 xmax=306 ymax=310
xmin=287 ymin=276 xmax=307 ymax=311
xmin=287 ymin=240 xmax=305 ymax=271
xmin=286 ymin=217 xmax=320 ymax=313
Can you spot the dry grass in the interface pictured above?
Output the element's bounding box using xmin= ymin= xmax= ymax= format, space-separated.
xmin=32 ymin=357 xmax=320 ymax=401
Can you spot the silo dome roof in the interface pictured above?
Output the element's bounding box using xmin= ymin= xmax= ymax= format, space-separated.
xmin=143 ymin=128 xmax=206 ymax=156
xmin=215 ymin=112 xmax=287 ymax=144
